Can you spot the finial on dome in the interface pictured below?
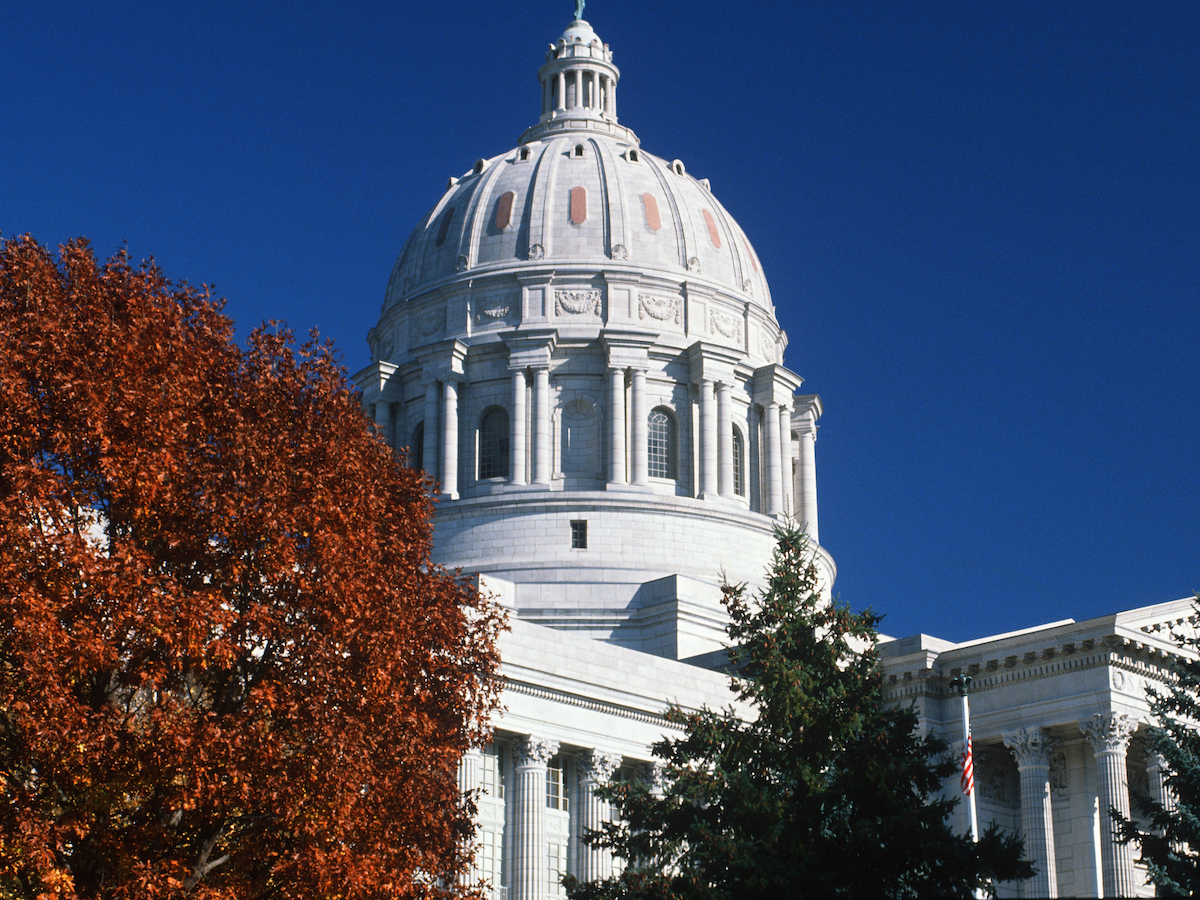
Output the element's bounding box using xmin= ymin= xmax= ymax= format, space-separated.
xmin=574 ymin=0 xmax=585 ymax=22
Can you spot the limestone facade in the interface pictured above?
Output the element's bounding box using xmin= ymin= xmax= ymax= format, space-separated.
xmin=355 ymin=12 xmax=1191 ymax=900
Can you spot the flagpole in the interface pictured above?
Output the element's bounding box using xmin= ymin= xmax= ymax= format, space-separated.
xmin=951 ymin=673 xmax=979 ymax=843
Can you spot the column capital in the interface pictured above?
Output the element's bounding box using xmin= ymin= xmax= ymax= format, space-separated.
xmin=752 ymin=362 xmax=804 ymax=407
xmin=504 ymin=329 xmax=557 ymax=369
xmin=578 ymin=750 xmax=622 ymax=783
xmin=1003 ymin=726 xmax=1056 ymax=766
xmin=687 ymin=340 xmax=741 ymax=386
xmin=601 ymin=328 xmax=656 ymax=370
xmin=417 ymin=338 xmax=468 ymax=380
xmin=1082 ymin=712 xmax=1137 ymax=754
xmin=513 ymin=735 xmax=560 ymax=768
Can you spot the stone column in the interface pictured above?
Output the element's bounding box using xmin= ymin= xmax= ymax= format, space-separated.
xmin=608 ymin=367 xmax=626 ymax=486
xmin=373 ymin=399 xmax=392 ymax=448
xmin=573 ymin=70 xmax=582 ymax=109
xmin=1003 ymin=727 xmax=1058 ymax=897
xmin=778 ymin=402 xmax=793 ymax=516
xmin=533 ymin=367 xmax=551 ymax=485
xmin=1082 ymin=713 xmax=1138 ymax=898
xmin=576 ymin=750 xmax=622 ymax=883
xmin=423 ymin=381 xmax=439 ymax=479
xmin=442 ymin=379 xmax=459 ymax=498
xmin=1147 ymin=750 xmax=1174 ymax=816
xmin=512 ymin=736 xmax=559 ymax=900
xmin=630 ymin=368 xmax=648 ymax=485
xmin=764 ymin=402 xmax=783 ymax=516
xmin=698 ymin=379 xmax=717 ymax=498
xmin=556 ymin=71 xmax=565 ymax=111
xmin=458 ymin=748 xmax=484 ymax=885
xmin=794 ymin=409 xmax=819 ymax=544
xmin=717 ymin=382 xmax=733 ymax=497
xmin=511 ymin=370 xmax=527 ymax=485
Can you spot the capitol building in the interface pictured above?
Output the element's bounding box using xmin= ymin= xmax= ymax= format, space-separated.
xmin=354 ymin=12 xmax=1190 ymax=899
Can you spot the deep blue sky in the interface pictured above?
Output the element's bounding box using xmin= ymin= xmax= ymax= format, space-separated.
xmin=4 ymin=1 xmax=1197 ymax=642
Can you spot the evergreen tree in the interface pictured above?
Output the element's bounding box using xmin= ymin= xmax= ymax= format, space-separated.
xmin=1117 ymin=595 xmax=1200 ymax=896
xmin=565 ymin=525 xmax=1030 ymax=899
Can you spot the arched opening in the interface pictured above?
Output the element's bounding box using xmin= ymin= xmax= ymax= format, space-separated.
xmin=732 ymin=426 xmax=746 ymax=497
xmin=409 ymin=422 xmax=425 ymax=472
xmin=648 ymin=407 xmax=677 ymax=480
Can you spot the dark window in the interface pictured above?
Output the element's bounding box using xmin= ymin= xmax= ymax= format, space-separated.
xmin=570 ymin=520 xmax=587 ymax=549
xmin=733 ymin=426 xmax=745 ymax=496
xmin=479 ymin=407 xmax=510 ymax=480
xmin=435 ymin=206 xmax=456 ymax=247
xmin=410 ymin=421 xmax=425 ymax=471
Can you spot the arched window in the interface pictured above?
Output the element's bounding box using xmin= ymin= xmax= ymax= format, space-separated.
xmin=732 ymin=426 xmax=746 ymax=497
xmin=409 ymin=422 xmax=425 ymax=471
xmin=478 ymin=407 xmax=510 ymax=480
xmin=648 ymin=407 xmax=677 ymax=480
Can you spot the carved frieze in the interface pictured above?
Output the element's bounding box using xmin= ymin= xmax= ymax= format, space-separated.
xmin=417 ymin=310 xmax=444 ymax=338
xmin=610 ymin=244 xmax=628 ymax=260
xmin=475 ymin=302 xmax=512 ymax=324
xmin=555 ymin=289 xmax=601 ymax=316
xmin=638 ymin=294 xmax=681 ymax=326
xmin=1049 ymin=750 xmax=1069 ymax=796
xmin=687 ymin=256 xmax=701 ymax=273
xmin=710 ymin=309 xmax=742 ymax=342
xmin=528 ymin=243 xmax=546 ymax=260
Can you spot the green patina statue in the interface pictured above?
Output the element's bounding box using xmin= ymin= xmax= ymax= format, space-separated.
xmin=574 ymin=0 xmax=585 ymax=22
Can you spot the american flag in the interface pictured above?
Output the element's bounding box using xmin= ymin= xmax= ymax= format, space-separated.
xmin=961 ymin=733 xmax=974 ymax=795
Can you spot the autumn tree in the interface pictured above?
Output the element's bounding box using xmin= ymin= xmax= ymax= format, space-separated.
xmin=1116 ymin=595 xmax=1200 ymax=895
xmin=565 ymin=525 xmax=1031 ymax=900
xmin=0 ymin=235 xmax=504 ymax=899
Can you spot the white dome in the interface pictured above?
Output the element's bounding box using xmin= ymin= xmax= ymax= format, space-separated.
xmin=358 ymin=16 xmax=829 ymax=653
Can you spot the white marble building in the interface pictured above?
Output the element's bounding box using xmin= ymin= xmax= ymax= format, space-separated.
xmin=354 ymin=13 xmax=1191 ymax=899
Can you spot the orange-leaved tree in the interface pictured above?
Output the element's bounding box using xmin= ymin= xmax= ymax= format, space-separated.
xmin=0 ymin=236 xmax=504 ymax=899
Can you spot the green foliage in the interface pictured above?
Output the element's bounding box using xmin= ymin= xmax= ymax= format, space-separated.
xmin=565 ymin=524 xmax=1031 ymax=899
xmin=1117 ymin=595 xmax=1200 ymax=896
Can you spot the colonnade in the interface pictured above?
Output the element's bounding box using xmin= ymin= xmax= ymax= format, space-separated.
xmin=459 ymin=735 xmax=627 ymax=900
xmin=543 ymin=68 xmax=616 ymax=118
xmin=999 ymin=713 xmax=1165 ymax=898
xmin=411 ymin=340 xmax=820 ymax=528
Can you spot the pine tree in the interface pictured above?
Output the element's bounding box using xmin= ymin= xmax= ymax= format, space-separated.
xmin=1117 ymin=595 xmax=1200 ymax=895
xmin=565 ymin=524 xmax=1031 ymax=899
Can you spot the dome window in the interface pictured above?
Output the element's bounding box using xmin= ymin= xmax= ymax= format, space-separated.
xmin=732 ymin=426 xmax=746 ymax=497
xmin=573 ymin=143 xmax=585 ymax=158
xmin=569 ymin=186 xmax=587 ymax=226
xmin=701 ymin=209 xmax=722 ymax=249
xmin=518 ymin=146 xmax=531 ymax=161
xmin=626 ymin=149 xmax=640 ymax=163
xmin=671 ymin=159 xmax=686 ymax=176
xmin=648 ymin=408 xmax=677 ymax=480
xmin=642 ymin=193 xmax=661 ymax=233
xmin=478 ymin=407 xmax=510 ymax=480
xmin=494 ymin=191 xmax=515 ymax=231
xmin=435 ymin=206 xmax=456 ymax=248
xmin=474 ymin=158 xmax=489 ymax=175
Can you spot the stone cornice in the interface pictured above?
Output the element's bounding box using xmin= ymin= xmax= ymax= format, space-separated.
xmin=882 ymin=631 xmax=1184 ymax=705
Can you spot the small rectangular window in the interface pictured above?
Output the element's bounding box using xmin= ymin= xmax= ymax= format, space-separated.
xmin=570 ymin=520 xmax=587 ymax=549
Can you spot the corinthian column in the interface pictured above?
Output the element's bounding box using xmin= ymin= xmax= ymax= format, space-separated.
xmin=630 ymin=368 xmax=648 ymax=485
xmin=576 ymin=750 xmax=623 ymax=883
xmin=512 ymin=736 xmax=559 ymax=900
xmin=698 ymin=379 xmax=717 ymax=498
xmin=442 ymin=379 xmax=459 ymax=498
xmin=716 ymin=382 xmax=733 ymax=497
xmin=1003 ymin=727 xmax=1058 ymax=897
xmin=457 ymin=748 xmax=483 ymax=885
xmin=533 ymin=367 xmax=551 ymax=485
xmin=511 ymin=370 xmax=527 ymax=485
xmin=1082 ymin=713 xmax=1138 ymax=897
xmin=764 ymin=402 xmax=783 ymax=516
xmin=607 ymin=367 xmax=626 ymax=486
